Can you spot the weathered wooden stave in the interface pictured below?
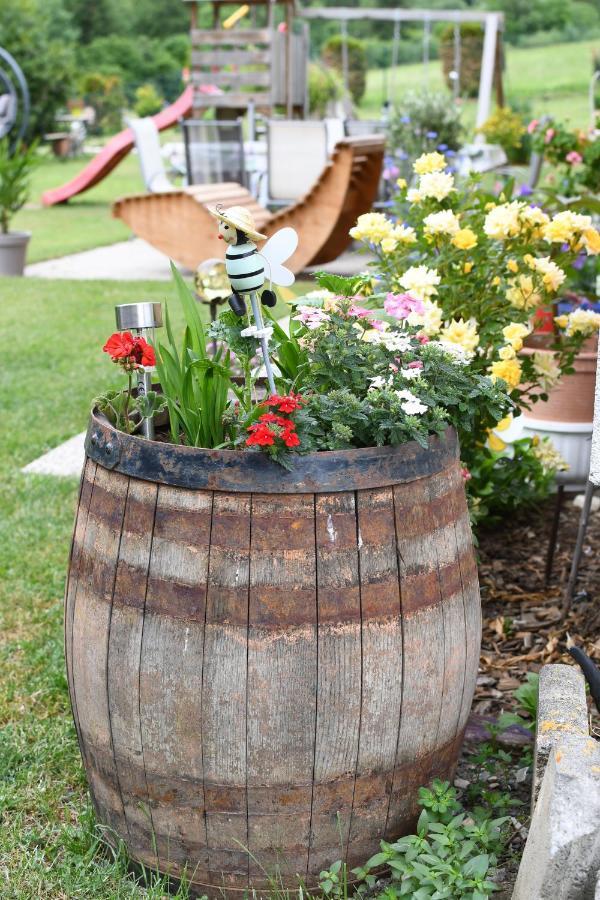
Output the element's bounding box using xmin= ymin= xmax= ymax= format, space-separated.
xmin=66 ymin=419 xmax=480 ymax=896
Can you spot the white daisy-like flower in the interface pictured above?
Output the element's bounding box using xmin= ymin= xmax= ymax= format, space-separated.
xmin=396 ymin=389 xmax=428 ymax=415
xmin=400 ymin=367 xmax=422 ymax=380
xmin=368 ymin=374 xmax=391 ymax=391
xmin=429 ymin=339 xmax=473 ymax=364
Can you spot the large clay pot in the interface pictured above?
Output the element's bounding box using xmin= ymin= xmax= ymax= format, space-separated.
xmin=522 ymin=337 xmax=598 ymax=424
xmin=65 ymin=410 xmax=480 ymax=897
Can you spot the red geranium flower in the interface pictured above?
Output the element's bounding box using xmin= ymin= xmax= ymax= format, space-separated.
xmin=263 ymin=392 xmax=305 ymax=413
xmin=103 ymin=332 xmax=156 ymax=369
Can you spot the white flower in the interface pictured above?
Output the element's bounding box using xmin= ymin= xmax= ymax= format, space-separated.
xmin=368 ymin=375 xmax=391 ymax=391
xmin=418 ymin=171 xmax=455 ymax=202
xmin=429 ymin=340 xmax=473 ymax=364
xmin=400 ymin=367 xmax=422 ymax=380
xmin=396 ymin=389 xmax=428 ymax=416
xmin=406 ymin=188 xmax=422 ymax=204
xmin=483 ymin=201 xmax=524 ymax=240
xmin=423 ymin=209 xmax=461 ymax=236
xmin=407 ymin=299 xmax=443 ymax=336
xmin=380 ymin=332 xmax=413 ymax=352
xmin=399 ymin=265 xmax=441 ymax=302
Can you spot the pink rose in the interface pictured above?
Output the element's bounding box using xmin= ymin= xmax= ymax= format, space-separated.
xmin=384 ymin=292 xmax=425 ymax=320
xmin=527 ymin=119 xmax=539 ymax=134
xmin=566 ymin=150 xmax=583 ymax=165
xmin=544 ymin=128 xmax=555 ymax=144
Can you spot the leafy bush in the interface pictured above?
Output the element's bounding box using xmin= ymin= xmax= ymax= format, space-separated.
xmin=389 ymin=91 xmax=463 ymax=162
xmin=478 ymin=108 xmax=528 ymax=164
xmin=78 ymin=34 xmax=184 ymax=104
xmin=322 ymin=35 xmax=368 ymax=105
xmin=0 ymin=0 xmax=77 ymax=139
xmin=308 ymin=62 xmax=344 ymax=117
xmin=514 ymin=672 xmax=540 ymax=722
xmin=79 ymin=72 xmax=126 ymax=135
xmin=439 ymin=23 xmax=483 ymax=98
xmin=134 ymin=83 xmax=164 ymax=118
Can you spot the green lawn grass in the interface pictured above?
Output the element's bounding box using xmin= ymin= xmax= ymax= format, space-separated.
xmin=363 ymin=38 xmax=599 ymax=127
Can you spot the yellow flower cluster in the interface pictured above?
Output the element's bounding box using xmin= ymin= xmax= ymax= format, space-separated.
xmin=453 ymin=228 xmax=478 ymax=250
xmin=413 ymin=151 xmax=447 ymax=175
xmin=349 ymin=213 xmax=417 ymax=251
xmin=505 ymin=274 xmax=543 ymax=310
xmin=407 ymin=299 xmax=444 ymax=335
xmin=542 ymin=211 xmax=600 ymax=255
xmin=398 ymin=265 xmax=441 ymax=301
xmin=555 ymin=308 xmax=600 ymax=337
xmin=440 ymin=318 xmax=480 ymax=353
xmin=423 ymin=210 xmax=460 ymax=236
xmin=489 ymin=357 xmax=522 ymax=389
xmin=484 ymin=201 xmax=524 ymax=240
xmin=532 ymin=438 xmax=569 ymax=474
xmin=528 ymin=256 xmax=566 ymax=293
xmin=502 ymin=322 xmax=529 ymax=352
xmin=532 ymin=350 xmax=562 ymax=391
xmin=406 ymin=152 xmax=455 ymax=203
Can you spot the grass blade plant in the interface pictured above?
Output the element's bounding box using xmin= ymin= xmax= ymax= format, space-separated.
xmin=155 ymin=265 xmax=234 ymax=447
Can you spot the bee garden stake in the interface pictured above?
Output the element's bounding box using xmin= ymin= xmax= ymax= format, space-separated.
xmin=211 ymin=205 xmax=298 ymax=395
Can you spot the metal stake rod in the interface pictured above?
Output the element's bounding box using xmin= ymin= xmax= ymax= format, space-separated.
xmin=249 ymin=290 xmax=276 ymax=395
xmin=564 ymin=480 xmax=597 ymax=614
xmin=136 ymin=368 xmax=155 ymax=440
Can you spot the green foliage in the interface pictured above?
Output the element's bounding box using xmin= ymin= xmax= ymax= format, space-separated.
xmin=155 ymin=266 xmax=234 ymax=448
xmin=79 ymin=72 xmax=126 ymax=135
xmin=322 ymin=35 xmax=368 ymax=105
xmin=0 ymin=138 xmax=38 ymax=234
xmin=514 ymin=672 xmax=540 ymax=722
xmin=389 ymin=91 xmax=463 ymax=161
xmin=134 ymin=83 xmax=164 ymax=118
xmin=439 ymin=23 xmax=484 ymax=98
xmin=308 ymin=62 xmax=344 ymax=117
xmin=478 ymin=108 xmax=528 ymax=164
xmin=94 ymin=388 xmax=166 ymax=434
xmin=463 ymin=437 xmax=558 ymax=526
xmin=350 ymin=779 xmax=508 ymax=899
xmin=0 ymin=0 xmax=77 ymax=139
xmin=484 ymin=0 xmax=573 ymax=44
xmin=63 ymin=0 xmax=122 ymax=43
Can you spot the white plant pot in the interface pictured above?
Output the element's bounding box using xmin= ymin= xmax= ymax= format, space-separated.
xmin=522 ymin=416 xmax=593 ymax=486
xmin=0 ymin=231 xmax=31 ymax=276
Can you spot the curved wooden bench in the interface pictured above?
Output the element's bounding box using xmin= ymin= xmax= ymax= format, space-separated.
xmin=112 ymin=136 xmax=385 ymax=273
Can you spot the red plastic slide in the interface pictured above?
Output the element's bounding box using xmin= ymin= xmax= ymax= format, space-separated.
xmin=42 ymin=86 xmax=193 ymax=206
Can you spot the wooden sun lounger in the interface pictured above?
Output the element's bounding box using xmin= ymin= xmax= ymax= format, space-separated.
xmin=112 ymin=136 xmax=385 ymax=274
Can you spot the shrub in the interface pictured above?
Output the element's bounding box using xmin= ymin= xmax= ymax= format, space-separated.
xmin=308 ymin=62 xmax=343 ymax=118
xmin=0 ymin=138 xmax=38 ymax=234
xmin=389 ymin=90 xmax=463 ymax=162
xmin=79 ymin=71 xmax=126 ymax=135
xmin=0 ymin=0 xmax=76 ymax=139
xmin=134 ymin=83 xmax=164 ymax=118
xmin=478 ymin=107 xmax=528 ymax=164
xmin=321 ymin=35 xmax=367 ymax=105
xmin=439 ymin=22 xmax=484 ymax=98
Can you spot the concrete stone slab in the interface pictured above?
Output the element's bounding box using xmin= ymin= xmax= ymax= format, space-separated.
xmin=22 ymin=431 xmax=85 ymax=478
xmin=533 ymin=663 xmax=588 ymax=807
xmin=25 ymin=238 xmax=182 ymax=281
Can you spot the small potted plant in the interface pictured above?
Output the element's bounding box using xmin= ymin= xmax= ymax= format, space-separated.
xmin=0 ymin=137 xmax=37 ymax=276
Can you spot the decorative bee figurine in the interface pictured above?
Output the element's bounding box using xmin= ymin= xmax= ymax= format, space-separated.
xmin=210 ymin=204 xmax=298 ymax=395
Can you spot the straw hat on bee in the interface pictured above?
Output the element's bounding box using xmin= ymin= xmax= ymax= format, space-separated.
xmin=210 ymin=204 xmax=267 ymax=242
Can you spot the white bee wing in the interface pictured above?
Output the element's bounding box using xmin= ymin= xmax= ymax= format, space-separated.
xmin=260 ymin=227 xmax=298 ymax=287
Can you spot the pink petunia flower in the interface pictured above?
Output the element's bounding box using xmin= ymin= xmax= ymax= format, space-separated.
xmin=384 ymin=292 xmax=425 ymax=320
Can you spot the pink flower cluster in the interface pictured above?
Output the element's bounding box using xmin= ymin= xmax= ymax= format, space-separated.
xmin=383 ymin=292 xmax=425 ymax=320
xmin=293 ymin=306 xmax=331 ymax=330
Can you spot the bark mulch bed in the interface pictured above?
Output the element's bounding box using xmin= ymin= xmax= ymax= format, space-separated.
xmin=455 ymin=494 xmax=600 ymax=897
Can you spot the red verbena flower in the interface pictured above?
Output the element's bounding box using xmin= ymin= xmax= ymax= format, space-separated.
xmin=282 ymin=430 xmax=300 ymax=448
xmin=246 ymin=423 xmax=276 ymax=446
xmin=263 ymin=392 xmax=305 ymax=413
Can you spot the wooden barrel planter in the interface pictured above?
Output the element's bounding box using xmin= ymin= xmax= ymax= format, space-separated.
xmin=65 ymin=410 xmax=481 ymax=896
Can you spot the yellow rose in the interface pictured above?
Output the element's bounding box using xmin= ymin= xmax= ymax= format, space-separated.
xmin=495 ymin=414 xmax=513 ymax=432
xmin=440 ymin=317 xmax=480 ymax=353
xmin=499 ymin=344 xmax=516 ymax=360
xmin=396 ymin=177 xmax=407 ymax=189
xmin=463 ymin=261 xmax=474 ymax=274
xmin=452 ymin=228 xmax=478 ymax=250
xmin=583 ymin=227 xmax=600 ymax=255
xmin=492 ymin=276 xmax=501 ymax=287
xmin=554 ymin=314 xmax=569 ymax=328
xmin=413 ymin=151 xmax=446 ymax=175
xmin=506 ymin=274 xmax=542 ymax=310
xmin=502 ymin=322 xmax=530 ymax=347
xmin=381 ymin=237 xmax=398 ymax=254
xmin=489 ymin=357 xmax=523 ymax=389
xmin=488 ymin=432 xmax=507 ymax=452
xmin=507 ymin=259 xmax=519 ymax=273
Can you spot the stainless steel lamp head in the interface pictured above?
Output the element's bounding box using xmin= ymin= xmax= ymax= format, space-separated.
xmin=115 ymin=302 xmax=163 ymax=332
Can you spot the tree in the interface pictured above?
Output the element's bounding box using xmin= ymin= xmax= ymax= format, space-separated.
xmin=0 ymin=0 xmax=76 ymax=139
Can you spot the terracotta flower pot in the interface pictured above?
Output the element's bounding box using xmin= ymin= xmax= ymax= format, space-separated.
xmin=521 ymin=335 xmax=598 ymax=424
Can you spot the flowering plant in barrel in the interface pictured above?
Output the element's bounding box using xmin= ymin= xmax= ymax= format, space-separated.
xmin=343 ymin=151 xmax=600 ymax=520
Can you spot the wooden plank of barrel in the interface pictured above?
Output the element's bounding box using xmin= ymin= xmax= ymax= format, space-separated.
xmin=66 ymin=414 xmax=480 ymax=896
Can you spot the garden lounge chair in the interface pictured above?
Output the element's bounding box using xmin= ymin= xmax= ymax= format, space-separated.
xmin=128 ymin=116 xmax=173 ymax=194
xmin=112 ymin=135 xmax=385 ymax=274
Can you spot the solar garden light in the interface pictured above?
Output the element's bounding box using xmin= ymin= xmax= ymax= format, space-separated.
xmin=114 ymin=301 xmax=163 ymax=440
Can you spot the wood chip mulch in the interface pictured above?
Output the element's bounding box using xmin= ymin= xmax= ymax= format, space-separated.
xmin=454 ymin=494 xmax=600 ymax=897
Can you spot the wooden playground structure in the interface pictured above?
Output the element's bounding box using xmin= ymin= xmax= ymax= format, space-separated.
xmin=113 ymin=136 xmax=385 ymax=273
